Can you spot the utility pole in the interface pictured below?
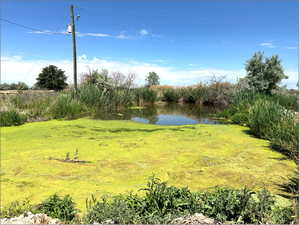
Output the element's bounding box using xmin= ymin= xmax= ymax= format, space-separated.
xmin=70 ymin=5 xmax=77 ymax=91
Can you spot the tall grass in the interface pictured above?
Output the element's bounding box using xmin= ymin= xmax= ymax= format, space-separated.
xmin=248 ymin=99 xmax=298 ymax=159
xmin=133 ymin=87 xmax=157 ymax=105
xmin=0 ymin=110 xmax=27 ymax=126
xmin=219 ymin=90 xmax=299 ymax=160
xmin=50 ymin=94 xmax=86 ymax=120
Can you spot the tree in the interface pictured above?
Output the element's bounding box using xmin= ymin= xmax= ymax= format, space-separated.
xmin=35 ymin=65 xmax=68 ymax=91
xmin=245 ymin=52 xmax=287 ymax=94
xmin=145 ymin=72 xmax=160 ymax=87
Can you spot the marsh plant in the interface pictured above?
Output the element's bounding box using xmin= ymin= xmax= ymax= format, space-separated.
xmin=38 ymin=194 xmax=78 ymax=222
xmin=84 ymin=177 xmax=294 ymax=224
xmin=0 ymin=110 xmax=27 ymax=126
xmin=50 ymin=94 xmax=86 ymax=120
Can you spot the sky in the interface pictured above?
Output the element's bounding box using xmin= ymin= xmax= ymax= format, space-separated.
xmin=1 ymin=0 xmax=298 ymax=88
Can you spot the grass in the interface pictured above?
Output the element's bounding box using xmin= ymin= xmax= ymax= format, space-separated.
xmin=1 ymin=118 xmax=296 ymax=212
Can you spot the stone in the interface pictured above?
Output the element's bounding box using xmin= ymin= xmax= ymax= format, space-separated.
xmin=171 ymin=213 xmax=221 ymax=224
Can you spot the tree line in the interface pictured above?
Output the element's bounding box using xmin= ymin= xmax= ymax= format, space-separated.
xmin=1 ymin=52 xmax=290 ymax=94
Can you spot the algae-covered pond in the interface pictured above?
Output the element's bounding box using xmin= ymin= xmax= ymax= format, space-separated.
xmin=1 ymin=117 xmax=296 ymax=211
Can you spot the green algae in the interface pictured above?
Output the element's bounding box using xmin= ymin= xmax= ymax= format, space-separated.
xmin=1 ymin=118 xmax=296 ymax=211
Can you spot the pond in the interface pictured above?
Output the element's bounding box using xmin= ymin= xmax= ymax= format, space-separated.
xmin=95 ymin=103 xmax=223 ymax=125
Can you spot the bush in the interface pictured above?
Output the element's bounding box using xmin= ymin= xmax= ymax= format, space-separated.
xmin=231 ymin=112 xmax=249 ymax=125
xmin=180 ymin=87 xmax=207 ymax=104
xmin=0 ymin=199 xmax=32 ymax=218
xmin=272 ymin=92 xmax=299 ymax=111
xmin=84 ymin=177 xmax=294 ymax=224
xmin=162 ymin=88 xmax=180 ymax=102
xmin=50 ymin=94 xmax=86 ymax=119
xmin=134 ymin=88 xmax=157 ymax=104
xmin=84 ymin=195 xmax=142 ymax=224
xmin=0 ymin=110 xmax=27 ymax=126
xmin=38 ymin=194 xmax=78 ymax=222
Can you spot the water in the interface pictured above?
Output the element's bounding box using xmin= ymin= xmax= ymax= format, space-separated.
xmin=95 ymin=103 xmax=222 ymax=125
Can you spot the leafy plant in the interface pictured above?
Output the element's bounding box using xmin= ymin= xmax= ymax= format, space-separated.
xmin=0 ymin=110 xmax=27 ymax=126
xmin=84 ymin=177 xmax=293 ymax=224
xmin=38 ymin=194 xmax=78 ymax=222
xmin=0 ymin=199 xmax=32 ymax=218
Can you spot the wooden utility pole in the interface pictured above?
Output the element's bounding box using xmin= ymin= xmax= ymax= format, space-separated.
xmin=70 ymin=5 xmax=77 ymax=91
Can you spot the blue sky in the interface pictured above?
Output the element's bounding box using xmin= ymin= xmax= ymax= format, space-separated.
xmin=1 ymin=0 xmax=298 ymax=88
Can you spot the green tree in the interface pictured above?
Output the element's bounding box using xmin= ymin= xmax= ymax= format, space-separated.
xmin=145 ymin=72 xmax=160 ymax=87
xmin=245 ymin=52 xmax=287 ymax=94
xmin=35 ymin=65 xmax=68 ymax=91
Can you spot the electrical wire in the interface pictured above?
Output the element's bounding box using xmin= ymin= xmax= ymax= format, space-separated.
xmin=0 ymin=18 xmax=67 ymax=35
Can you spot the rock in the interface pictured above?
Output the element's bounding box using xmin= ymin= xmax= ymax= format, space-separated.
xmin=103 ymin=219 xmax=115 ymax=224
xmin=171 ymin=213 xmax=220 ymax=224
xmin=0 ymin=212 xmax=61 ymax=224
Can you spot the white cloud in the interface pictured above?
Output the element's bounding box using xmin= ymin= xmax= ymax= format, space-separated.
xmin=286 ymin=46 xmax=297 ymax=50
xmin=260 ymin=42 xmax=277 ymax=48
xmin=78 ymin=32 xmax=111 ymax=37
xmin=29 ymin=29 xmax=153 ymax=40
xmin=1 ymin=55 xmax=297 ymax=89
xmin=139 ymin=29 xmax=149 ymax=36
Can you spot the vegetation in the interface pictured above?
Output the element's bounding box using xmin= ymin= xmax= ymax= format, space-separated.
xmin=245 ymin=52 xmax=287 ymax=94
xmin=0 ymin=110 xmax=27 ymax=126
xmin=85 ymin=177 xmax=293 ymax=224
xmin=0 ymin=82 xmax=29 ymax=90
xmin=133 ymin=87 xmax=158 ymax=104
xmin=1 ymin=118 xmax=296 ymax=212
xmin=1 ymin=52 xmax=298 ymax=223
xmin=0 ymin=199 xmax=32 ymax=218
xmin=50 ymin=94 xmax=86 ymax=119
xmin=162 ymin=88 xmax=180 ymax=102
xmin=145 ymin=71 xmax=160 ymax=87
xmin=35 ymin=65 xmax=68 ymax=91
xmin=38 ymin=194 xmax=78 ymax=222
xmin=1 ymin=178 xmax=295 ymax=224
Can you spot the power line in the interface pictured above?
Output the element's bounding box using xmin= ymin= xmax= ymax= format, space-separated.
xmin=0 ymin=18 xmax=65 ymax=34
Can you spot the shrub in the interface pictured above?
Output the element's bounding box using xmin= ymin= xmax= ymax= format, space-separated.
xmin=231 ymin=112 xmax=249 ymax=125
xmin=196 ymin=187 xmax=275 ymax=223
xmin=38 ymin=194 xmax=78 ymax=222
xmin=0 ymin=199 xmax=32 ymax=218
xmin=84 ymin=195 xmax=141 ymax=224
xmin=0 ymin=110 xmax=27 ymax=126
xmin=272 ymin=92 xmax=299 ymax=111
xmin=84 ymin=177 xmax=293 ymax=224
xmin=50 ymin=94 xmax=86 ymax=119
xmin=180 ymin=86 xmax=207 ymax=104
xmin=134 ymin=88 xmax=158 ymax=104
xmin=162 ymin=88 xmax=180 ymax=102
